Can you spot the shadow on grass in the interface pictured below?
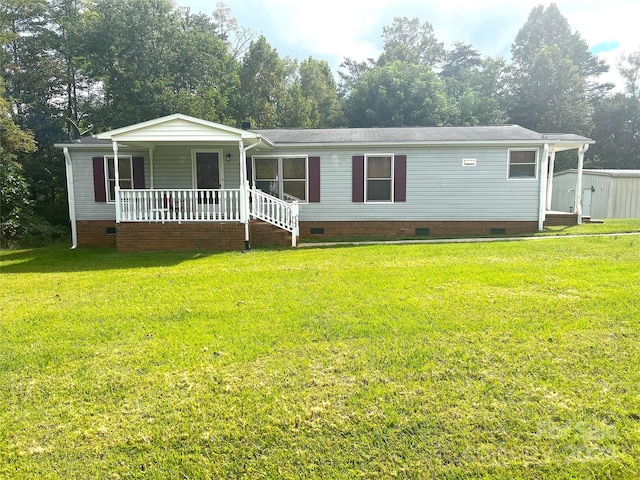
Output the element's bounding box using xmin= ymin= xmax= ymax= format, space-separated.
xmin=0 ymin=243 xmax=234 ymax=274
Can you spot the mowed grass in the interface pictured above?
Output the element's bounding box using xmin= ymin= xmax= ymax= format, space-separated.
xmin=1 ymin=235 xmax=639 ymax=479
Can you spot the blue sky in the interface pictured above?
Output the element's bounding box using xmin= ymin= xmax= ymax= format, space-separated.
xmin=177 ymin=0 xmax=639 ymax=90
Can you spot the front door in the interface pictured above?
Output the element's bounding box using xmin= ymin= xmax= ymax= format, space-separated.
xmin=194 ymin=151 xmax=222 ymax=205
xmin=195 ymin=152 xmax=221 ymax=189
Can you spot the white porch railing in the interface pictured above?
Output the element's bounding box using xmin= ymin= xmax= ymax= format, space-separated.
xmin=117 ymin=189 xmax=242 ymax=223
xmin=116 ymin=187 xmax=300 ymax=246
xmin=249 ymin=188 xmax=299 ymax=236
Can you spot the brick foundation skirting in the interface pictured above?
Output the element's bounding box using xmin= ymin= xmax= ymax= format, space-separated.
xmin=544 ymin=213 xmax=579 ymax=226
xmin=76 ymin=218 xmax=543 ymax=252
xmin=250 ymin=221 xmax=294 ymax=247
xmin=116 ymin=222 xmax=246 ymax=252
xmin=299 ymin=220 xmax=539 ymax=239
xmin=77 ymin=220 xmax=117 ymax=248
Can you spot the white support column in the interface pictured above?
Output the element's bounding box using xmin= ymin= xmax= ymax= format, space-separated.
xmin=63 ymin=147 xmax=78 ymax=249
xmin=546 ymin=150 xmax=556 ymax=211
xmin=574 ymin=144 xmax=589 ymax=225
xmin=149 ymin=147 xmax=155 ymax=189
xmin=113 ymin=141 xmax=120 ymax=223
xmin=238 ymin=140 xmax=250 ymax=246
xmin=538 ymin=143 xmax=549 ymax=231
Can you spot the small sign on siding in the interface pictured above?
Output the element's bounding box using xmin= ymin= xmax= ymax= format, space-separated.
xmin=462 ymin=158 xmax=477 ymax=167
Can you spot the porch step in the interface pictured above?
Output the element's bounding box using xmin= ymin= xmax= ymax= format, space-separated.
xmin=250 ymin=220 xmax=296 ymax=247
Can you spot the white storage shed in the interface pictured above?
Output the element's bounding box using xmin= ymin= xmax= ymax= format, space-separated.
xmin=552 ymin=169 xmax=640 ymax=219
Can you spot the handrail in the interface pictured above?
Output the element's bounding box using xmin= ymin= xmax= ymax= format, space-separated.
xmin=249 ymin=188 xmax=299 ymax=238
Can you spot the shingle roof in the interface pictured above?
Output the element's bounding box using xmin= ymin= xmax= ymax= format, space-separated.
xmin=254 ymin=125 xmax=593 ymax=145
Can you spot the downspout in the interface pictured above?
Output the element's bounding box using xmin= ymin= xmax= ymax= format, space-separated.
xmin=240 ymin=138 xmax=263 ymax=250
xmin=62 ymin=147 xmax=78 ymax=249
xmin=112 ymin=140 xmax=120 ymax=223
xmin=538 ymin=143 xmax=549 ymax=231
xmin=545 ymin=149 xmax=556 ymax=211
xmin=574 ymin=144 xmax=589 ymax=225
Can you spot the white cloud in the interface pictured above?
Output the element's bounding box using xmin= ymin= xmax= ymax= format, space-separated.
xmin=182 ymin=0 xmax=640 ymax=89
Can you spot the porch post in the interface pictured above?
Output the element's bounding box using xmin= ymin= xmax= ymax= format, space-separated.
xmin=545 ymin=150 xmax=556 ymax=211
xmin=538 ymin=143 xmax=549 ymax=231
xmin=113 ymin=141 xmax=120 ymax=223
xmin=149 ymin=147 xmax=155 ymax=189
xmin=574 ymin=144 xmax=588 ymax=225
xmin=239 ymin=140 xmax=250 ymax=249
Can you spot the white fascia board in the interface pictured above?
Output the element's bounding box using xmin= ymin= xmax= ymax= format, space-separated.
xmin=95 ymin=113 xmax=263 ymax=141
xmin=267 ymin=140 xmax=554 ymax=149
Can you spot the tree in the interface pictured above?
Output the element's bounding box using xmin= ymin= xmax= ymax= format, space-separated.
xmin=338 ymin=57 xmax=375 ymax=97
xmin=440 ymin=42 xmax=506 ymax=125
xmin=299 ymin=57 xmax=346 ymax=127
xmin=211 ymin=1 xmax=256 ymax=61
xmin=505 ymin=4 xmax=610 ymax=135
xmin=588 ymin=52 xmax=640 ymax=170
xmin=378 ymin=16 xmax=445 ymax=68
xmin=344 ymin=61 xmax=450 ymax=127
xmin=238 ymin=36 xmax=290 ymax=128
xmin=0 ymin=78 xmax=39 ymax=246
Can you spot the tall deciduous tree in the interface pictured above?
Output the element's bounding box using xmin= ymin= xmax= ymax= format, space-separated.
xmin=589 ymin=51 xmax=640 ymax=169
xmin=299 ymin=57 xmax=346 ymax=127
xmin=440 ymin=42 xmax=506 ymax=125
xmin=344 ymin=61 xmax=450 ymax=127
xmin=238 ymin=36 xmax=289 ymax=128
xmin=378 ymin=16 xmax=445 ymax=68
xmin=506 ymin=4 xmax=609 ymax=135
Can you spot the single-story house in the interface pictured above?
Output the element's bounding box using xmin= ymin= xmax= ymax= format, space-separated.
xmin=55 ymin=113 xmax=594 ymax=252
xmin=552 ymin=169 xmax=640 ymax=219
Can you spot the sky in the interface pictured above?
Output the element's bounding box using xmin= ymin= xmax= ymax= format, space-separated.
xmin=176 ymin=0 xmax=640 ymax=90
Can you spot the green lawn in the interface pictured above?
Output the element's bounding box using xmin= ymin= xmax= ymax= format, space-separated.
xmin=1 ymin=235 xmax=639 ymax=479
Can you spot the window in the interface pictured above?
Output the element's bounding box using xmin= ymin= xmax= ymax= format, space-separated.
xmin=366 ymin=155 xmax=393 ymax=202
xmin=509 ymin=150 xmax=537 ymax=179
xmin=254 ymin=156 xmax=307 ymax=202
xmin=106 ymin=156 xmax=132 ymax=202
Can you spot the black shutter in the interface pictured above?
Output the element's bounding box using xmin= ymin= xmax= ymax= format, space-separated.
xmin=352 ymin=155 xmax=364 ymax=202
xmin=92 ymin=157 xmax=106 ymax=202
xmin=132 ymin=157 xmax=145 ymax=189
xmin=394 ymin=154 xmax=406 ymax=202
xmin=308 ymin=156 xmax=320 ymax=202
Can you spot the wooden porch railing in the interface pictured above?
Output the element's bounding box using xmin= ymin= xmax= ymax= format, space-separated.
xmin=117 ymin=187 xmax=300 ymax=246
xmin=117 ymin=189 xmax=242 ymax=223
xmin=249 ymin=188 xmax=299 ymax=237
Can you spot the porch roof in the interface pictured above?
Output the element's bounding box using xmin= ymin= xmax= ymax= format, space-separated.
xmin=92 ymin=113 xmax=273 ymax=148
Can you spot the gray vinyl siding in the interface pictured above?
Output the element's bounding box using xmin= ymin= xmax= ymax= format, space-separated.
xmin=275 ymin=145 xmax=541 ymax=222
xmin=72 ymin=145 xmax=243 ymax=220
xmin=71 ymin=144 xmax=541 ymax=222
xmin=552 ymin=171 xmax=640 ymax=218
xmin=72 ymin=149 xmax=149 ymax=220
xmin=152 ymin=145 xmax=241 ymax=189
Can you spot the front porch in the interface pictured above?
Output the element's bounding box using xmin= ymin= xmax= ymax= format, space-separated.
xmin=115 ymin=187 xmax=299 ymax=244
xmin=78 ymin=114 xmax=300 ymax=248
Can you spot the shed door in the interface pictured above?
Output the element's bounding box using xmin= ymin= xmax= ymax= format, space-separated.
xmin=581 ymin=187 xmax=593 ymax=217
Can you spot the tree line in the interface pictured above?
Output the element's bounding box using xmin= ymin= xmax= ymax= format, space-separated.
xmin=1 ymin=0 xmax=639 ymax=246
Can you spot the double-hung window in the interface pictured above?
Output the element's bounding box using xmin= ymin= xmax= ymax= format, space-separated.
xmin=254 ymin=156 xmax=307 ymax=202
xmin=106 ymin=156 xmax=132 ymax=202
xmin=508 ymin=150 xmax=537 ymax=179
xmin=366 ymin=154 xmax=393 ymax=202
